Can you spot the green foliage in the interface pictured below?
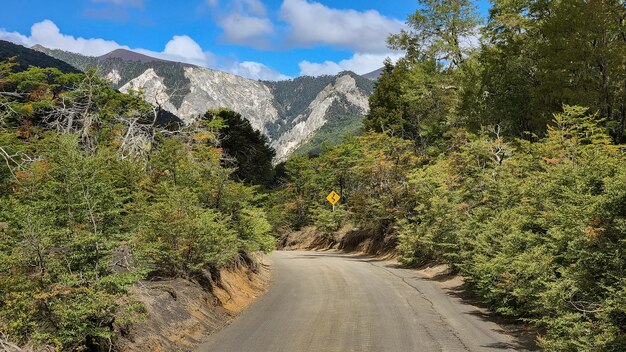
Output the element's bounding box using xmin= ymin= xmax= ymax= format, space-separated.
xmin=313 ymin=206 xmax=348 ymax=237
xmin=0 ymin=60 xmax=275 ymax=350
xmin=388 ymin=0 xmax=480 ymax=67
xmin=204 ymin=109 xmax=276 ymax=186
xmin=269 ymin=133 xmax=418 ymax=235
xmin=135 ymin=186 xmax=237 ymax=274
xmin=462 ymin=0 xmax=626 ymax=140
xmin=397 ymin=107 xmax=626 ymax=350
xmin=364 ymin=60 xmax=410 ymax=138
xmin=0 ymin=134 xmax=141 ymax=350
xmin=235 ymin=207 xmax=275 ymax=253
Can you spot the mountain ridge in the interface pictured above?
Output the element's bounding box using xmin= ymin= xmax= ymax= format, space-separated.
xmin=99 ymin=49 xmax=165 ymax=64
xmin=29 ymin=45 xmax=375 ymax=161
xmin=362 ymin=67 xmax=384 ymax=81
xmin=0 ymin=40 xmax=80 ymax=73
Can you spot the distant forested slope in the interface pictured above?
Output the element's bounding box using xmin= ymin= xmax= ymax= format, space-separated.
xmin=0 ymin=41 xmax=80 ymax=73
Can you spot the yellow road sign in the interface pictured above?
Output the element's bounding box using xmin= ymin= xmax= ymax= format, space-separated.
xmin=326 ymin=191 xmax=341 ymax=206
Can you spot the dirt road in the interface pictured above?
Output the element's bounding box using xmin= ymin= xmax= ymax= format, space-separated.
xmin=196 ymin=251 xmax=536 ymax=352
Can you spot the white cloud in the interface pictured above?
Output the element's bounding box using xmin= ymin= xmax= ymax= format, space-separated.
xmin=0 ymin=20 xmax=126 ymax=56
xmin=218 ymin=14 xmax=274 ymax=45
xmin=0 ymin=20 xmax=288 ymax=81
xmin=235 ymin=0 xmax=267 ymax=16
xmin=280 ymin=0 xmax=405 ymax=53
xmin=299 ymin=52 xmax=402 ymax=76
xmin=216 ymin=0 xmax=274 ymax=47
xmin=227 ymin=61 xmax=290 ymax=81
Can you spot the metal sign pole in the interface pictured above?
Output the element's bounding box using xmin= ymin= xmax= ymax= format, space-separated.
xmin=326 ymin=191 xmax=340 ymax=213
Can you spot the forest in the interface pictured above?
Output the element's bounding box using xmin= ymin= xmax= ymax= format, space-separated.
xmin=270 ymin=0 xmax=626 ymax=350
xmin=0 ymin=62 xmax=275 ymax=350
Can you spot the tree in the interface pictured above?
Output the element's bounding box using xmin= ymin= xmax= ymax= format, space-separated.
xmin=0 ymin=59 xmax=276 ymax=350
xmin=471 ymin=0 xmax=626 ymax=140
xmin=366 ymin=0 xmax=480 ymax=150
xmin=204 ymin=109 xmax=276 ymax=186
xmin=388 ymin=0 xmax=480 ymax=68
xmin=363 ymin=60 xmax=410 ymax=138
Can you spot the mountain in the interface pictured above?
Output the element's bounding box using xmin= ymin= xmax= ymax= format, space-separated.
xmin=362 ymin=67 xmax=384 ymax=81
xmin=266 ymin=72 xmax=373 ymax=159
xmin=99 ymin=49 xmax=163 ymax=63
xmin=0 ymin=41 xmax=80 ymax=73
xmin=32 ymin=46 xmax=375 ymax=161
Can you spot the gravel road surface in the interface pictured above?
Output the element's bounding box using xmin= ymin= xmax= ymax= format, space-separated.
xmin=196 ymin=251 xmax=535 ymax=352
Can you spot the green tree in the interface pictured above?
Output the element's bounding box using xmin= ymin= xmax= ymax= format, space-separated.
xmin=204 ymin=109 xmax=276 ymax=186
xmin=388 ymin=0 xmax=480 ymax=67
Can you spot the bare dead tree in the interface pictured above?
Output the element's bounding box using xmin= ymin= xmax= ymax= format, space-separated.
xmin=0 ymin=331 xmax=54 ymax=352
xmin=43 ymin=73 xmax=102 ymax=154
xmin=114 ymin=83 xmax=186 ymax=161
xmin=117 ymin=114 xmax=156 ymax=161
xmin=0 ymin=333 xmax=24 ymax=352
xmin=0 ymin=93 xmax=24 ymax=128
xmin=0 ymin=145 xmax=40 ymax=180
xmin=490 ymin=125 xmax=511 ymax=166
xmin=0 ymin=146 xmax=19 ymax=179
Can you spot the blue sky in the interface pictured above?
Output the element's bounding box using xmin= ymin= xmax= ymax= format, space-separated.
xmin=0 ymin=0 xmax=491 ymax=80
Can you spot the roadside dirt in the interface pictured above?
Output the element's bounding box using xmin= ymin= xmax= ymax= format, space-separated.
xmin=115 ymin=253 xmax=270 ymax=352
xmin=278 ymin=225 xmax=397 ymax=257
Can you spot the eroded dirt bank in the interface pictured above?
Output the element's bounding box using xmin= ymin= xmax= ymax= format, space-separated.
xmin=115 ymin=253 xmax=270 ymax=352
xmin=278 ymin=226 xmax=397 ymax=257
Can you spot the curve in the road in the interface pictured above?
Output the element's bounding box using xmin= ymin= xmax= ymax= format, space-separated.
xmin=196 ymin=251 xmax=535 ymax=352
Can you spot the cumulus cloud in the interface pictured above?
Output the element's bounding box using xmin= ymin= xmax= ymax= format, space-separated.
xmin=215 ymin=0 xmax=274 ymax=47
xmin=0 ymin=20 xmax=126 ymax=56
xmin=163 ymin=35 xmax=206 ymax=62
xmin=218 ymin=15 xmax=274 ymax=46
xmin=227 ymin=61 xmax=290 ymax=81
xmin=280 ymin=0 xmax=405 ymax=53
xmin=0 ymin=20 xmax=287 ymax=81
xmin=299 ymin=52 xmax=402 ymax=76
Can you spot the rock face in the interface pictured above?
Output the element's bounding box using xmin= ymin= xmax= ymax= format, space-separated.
xmin=178 ymin=67 xmax=278 ymax=133
xmin=121 ymin=66 xmax=279 ymax=133
xmin=271 ymin=75 xmax=370 ymax=161
xmin=32 ymin=46 xmax=375 ymax=160
xmin=121 ymin=68 xmax=178 ymax=114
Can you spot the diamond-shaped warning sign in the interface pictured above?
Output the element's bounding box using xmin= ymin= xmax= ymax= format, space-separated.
xmin=326 ymin=191 xmax=341 ymax=206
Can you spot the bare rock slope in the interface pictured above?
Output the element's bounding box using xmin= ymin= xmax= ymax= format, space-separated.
xmin=33 ymin=46 xmax=375 ymax=161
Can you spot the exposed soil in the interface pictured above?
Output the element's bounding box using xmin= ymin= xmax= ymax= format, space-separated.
xmin=278 ymin=225 xmax=397 ymax=257
xmin=115 ymin=253 xmax=270 ymax=352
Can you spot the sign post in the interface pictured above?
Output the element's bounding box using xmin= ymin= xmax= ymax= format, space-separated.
xmin=326 ymin=191 xmax=341 ymax=211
